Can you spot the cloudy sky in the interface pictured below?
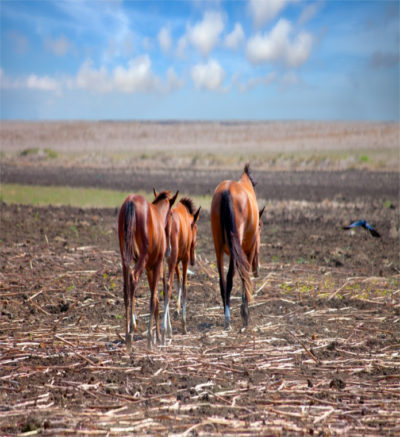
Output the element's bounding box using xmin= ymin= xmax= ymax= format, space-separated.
xmin=1 ymin=0 xmax=398 ymax=120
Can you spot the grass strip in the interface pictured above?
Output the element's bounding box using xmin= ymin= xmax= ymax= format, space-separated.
xmin=0 ymin=184 xmax=212 ymax=210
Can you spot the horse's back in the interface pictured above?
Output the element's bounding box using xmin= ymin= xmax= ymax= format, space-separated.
xmin=170 ymin=203 xmax=191 ymax=260
xmin=146 ymin=202 xmax=167 ymax=264
xmin=118 ymin=194 xmax=150 ymax=259
xmin=119 ymin=194 xmax=148 ymax=232
xmin=211 ymin=179 xmax=259 ymax=253
xmin=211 ymin=179 xmax=232 ymax=220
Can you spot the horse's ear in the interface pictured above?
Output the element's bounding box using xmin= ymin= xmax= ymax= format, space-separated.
xmin=170 ymin=190 xmax=179 ymax=207
xmin=259 ymin=206 xmax=265 ymax=220
xmin=153 ymin=188 xmax=158 ymax=198
xmin=193 ymin=207 xmax=201 ymax=223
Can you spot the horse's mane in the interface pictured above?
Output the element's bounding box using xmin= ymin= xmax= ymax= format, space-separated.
xmin=244 ymin=163 xmax=256 ymax=187
xmin=179 ymin=197 xmax=195 ymax=215
xmin=152 ymin=191 xmax=171 ymax=204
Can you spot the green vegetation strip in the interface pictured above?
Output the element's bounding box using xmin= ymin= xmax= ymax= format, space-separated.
xmin=0 ymin=184 xmax=212 ymax=210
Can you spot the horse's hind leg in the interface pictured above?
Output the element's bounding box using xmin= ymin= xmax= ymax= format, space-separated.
xmin=147 ymin=270 xmax=155 ymax=349
xmin=224 ymin=257 xmax=234 ymax=330
xmin=175 ymin=265 xmax=182 ymax=315
xmin=154 ymin=263 xmax=162 ymax=344
xmin=162 ymin=268 xmax=173 ymax=345
xmin=181 ymin=261 xmax=189 ymax=334
xmin=129 ymin=270 xmax=137 ymax=333
xmin=216 ymin=252 xmax=227 ymax=328
xmin=240 ymin=281 xmax=249 ymax=327
xmin=248 ymin=243 xmax=259 ymax=278
xmin=162 ymin=257 xmax=176 ymax=344
xmin=122 ymin=264 xmax=133 ymax=351
xmin=128 ymin=251 xmax=146 ymax=334
xmin=147 ymin=264 xmax=162 ymax=348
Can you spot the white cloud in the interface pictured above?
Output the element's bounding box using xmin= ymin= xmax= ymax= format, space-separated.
xmin=26 ymin=74 xmax=61 ymax=91
xmin=75 ymin=60 xmax=112 ymax=93
xmin=187 ymin=11 xmax=224 ymax=57
xmin=158 ymin=26 xmax=172 ymax=53
xmin=246 ymin=19 xmax=312 ymax=67
xmin=224 ymin=23 xmax=245 ymax=50
xmin=165 ymin=67 xmax=184 ymax=92
xmin=191 ymin=59 xmax=226 ymax=91
xmin=74 ymin=56 xmax=159 ymax=93
xmin=113 ymin=55 xmax=159 ymax=93
xmin=1 ymin=56 xmax=183 ymax=96
xmin=247 ymin=19 xmax=290 ymax=63
xmin=57 ymin=1 xmax=131 ymax=55
xmin=239 ymin=72 xmax=277 ymax=92
xmin=0 ymin=68 xmax=61 ymax=92
xmin=285 ymin=31 xmax=313 ymax=67
xmin=44 ymin=35 xmax=71 ymax=56
xmin=298 ymin=1 xmax=324 ymax=26
xmin=248 ymin=0 xmax=295 ymax=28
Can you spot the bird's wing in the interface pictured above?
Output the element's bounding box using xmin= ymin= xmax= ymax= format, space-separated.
xmin=364 ymin=222 xmax=374 ymax=231
xmin=343 ymin=220 xmax=380 ymax=237
xmin=369 ymin=227 xmax=381 ymax=237
xmin=344 ymin=220 xmax=365 ymax=229
xmin=364 ymin=222 xmax=381 ymax=237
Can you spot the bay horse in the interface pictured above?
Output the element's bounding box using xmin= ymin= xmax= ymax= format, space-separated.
xmin=211 ymin=164 xmax=264 ymax=330
xmin=118 ymin=190 xmax=178 ymax=350
xmin=159 ymin=195 xmax=201 ymax=343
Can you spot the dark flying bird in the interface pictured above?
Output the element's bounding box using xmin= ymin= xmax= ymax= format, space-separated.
xmin=342 ymin=220 xmax=381 ymax=238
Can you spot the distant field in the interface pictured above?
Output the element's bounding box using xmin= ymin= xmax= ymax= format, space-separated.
xmin=0 ymin=183 xmax=212 ymax=210
xmin=1 ymin=120 xmax=398 ymax=171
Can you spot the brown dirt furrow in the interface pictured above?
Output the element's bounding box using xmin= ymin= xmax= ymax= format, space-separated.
xmin=1 ymin=164 xmax=399 ymax=202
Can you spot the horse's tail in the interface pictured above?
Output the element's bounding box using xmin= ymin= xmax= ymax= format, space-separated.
xmin=122 ymin=200 xmax=135 ymax=268
xmin=220 ymin=190 xmax=253 ymax=302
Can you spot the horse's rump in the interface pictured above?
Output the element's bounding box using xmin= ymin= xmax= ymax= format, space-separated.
xmin=219 ymin=190 xmax=253 ymax=302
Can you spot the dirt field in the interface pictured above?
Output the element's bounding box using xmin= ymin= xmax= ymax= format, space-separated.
xmin=1 ymin=121 xmax=400 ymax=435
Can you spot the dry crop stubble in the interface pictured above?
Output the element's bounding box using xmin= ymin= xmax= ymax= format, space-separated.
xmin=0 ymin=198 xmax=399 ymax=435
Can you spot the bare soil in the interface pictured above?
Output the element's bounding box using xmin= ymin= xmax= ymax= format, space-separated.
xmin=1 ymin=161 xmax=399 ymax=435
xmin=2 ymin=164 xmax=399 ymax=203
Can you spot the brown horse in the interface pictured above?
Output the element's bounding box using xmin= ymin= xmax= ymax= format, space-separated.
xmin=118 ymin=190 xmax=178 ymax=350
xmin=160 ymin=196 xmax=201 ymax=343
xmin=211 ymin=164 xmax=264 ymax=330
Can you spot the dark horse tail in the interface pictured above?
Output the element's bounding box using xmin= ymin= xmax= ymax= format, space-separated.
xmin=220 ymin=190 xmax=253 ymax=302
xmin=122 ymin=200 xmax=135 ymax=268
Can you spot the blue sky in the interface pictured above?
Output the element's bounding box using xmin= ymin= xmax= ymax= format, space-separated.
xmin=1 ymin=0 xmax=398 ymax=120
